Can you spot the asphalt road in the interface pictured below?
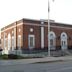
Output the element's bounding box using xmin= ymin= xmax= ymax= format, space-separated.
xmin=0 ymin=61 xmax=72 ymax=72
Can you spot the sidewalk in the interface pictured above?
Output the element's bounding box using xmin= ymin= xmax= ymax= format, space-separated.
xmin=0 ymin=56 xmax=72 ymax=66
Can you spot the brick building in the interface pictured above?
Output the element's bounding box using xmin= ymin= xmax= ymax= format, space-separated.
xmin=1 ymin=18 xmax=72 ymax=54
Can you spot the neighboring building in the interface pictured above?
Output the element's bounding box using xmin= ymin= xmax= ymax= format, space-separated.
xmin=1 ymin=18 xmax=72 ymax=54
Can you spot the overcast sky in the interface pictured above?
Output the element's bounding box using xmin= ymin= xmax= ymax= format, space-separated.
xmin=0 ymin=0 xmax=72 ymax=28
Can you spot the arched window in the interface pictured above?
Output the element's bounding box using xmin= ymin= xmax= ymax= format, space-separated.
xmin=12 ymin=36 xmax=14 ymax=50
xmin=49 ymin=31 xmax=56 ymax=50
xmin=8 ymin=33 xmax=11 ymax=50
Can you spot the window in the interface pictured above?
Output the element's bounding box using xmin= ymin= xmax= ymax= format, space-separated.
xmin=4 ymin=38 xmax=7 ymax=49
xmin=18 ymin=35 xmax=21 ymax=49
xmin=8 ymin=33 xmax=11 ymax=50
xmin=5 ymin=38 xmax=7 ymax=48
xmin=50 ymin=34 xmax=53 ymax=37
xmin=4 ymin=33 xmax=5 ymax=49
xmin=63 ymin=34 xmax=65 ymax=37
xmin=8 ymin=38 xmax=11 ymax=50
xmin=12 ymin=31 xmax=14 ymax=36
xmin=12 ymin=36 xmax=14 ymax=50
xmin=19 ymin=28 xmax=21 ymax=32
xmin=50 ymin=39 xmax=53 ymax=46
xmin=49 ymin=31 xmax=56 ymax=50
xmin=28 ymin=35 xmax=35 ymax=49
xmin=1 ymin=39 xmax=3 ymax=47
xmin=30 ymin=37 xmax=34 ymax=47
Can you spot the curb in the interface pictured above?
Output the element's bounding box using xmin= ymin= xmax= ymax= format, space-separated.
xmin=32 ymin=60 xmax=64 ymax=64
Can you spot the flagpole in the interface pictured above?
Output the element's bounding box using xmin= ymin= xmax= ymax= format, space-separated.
xmin=48 ymin=0 xmax=50 ymax=56
xmin=48 ymin=0 xmax=54 ymax=56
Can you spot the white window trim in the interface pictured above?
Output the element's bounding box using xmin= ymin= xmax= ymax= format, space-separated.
xmin=61 ymin=32 xmax=68 ymax=50
xmin=18 ymin=35 xmax=21 ymax=50
xmin=12 ymin=36 xmax=14 ymax=51
xmin=49 ymin=31 xmax=56 ymax=50
xmin=28 ymin=35 xmax=35 ymax=49
xmin=8 ymin=33 xmax=11 ymax=51
xmin=5 ymin=38 xmax=7 ymax=48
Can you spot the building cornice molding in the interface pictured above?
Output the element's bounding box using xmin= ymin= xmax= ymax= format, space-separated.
xmin=1 ymin=22 xmax=72 ymax=32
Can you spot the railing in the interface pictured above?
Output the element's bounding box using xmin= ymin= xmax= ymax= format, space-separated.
xmin=1 ymin=46 xmax=72 ymax=57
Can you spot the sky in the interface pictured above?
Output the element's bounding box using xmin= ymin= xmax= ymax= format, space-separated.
xmin=0 ymin=0 xmax=72 ymax=28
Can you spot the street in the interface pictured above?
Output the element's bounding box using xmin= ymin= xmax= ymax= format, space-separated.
xmin=0 ymin=61 xmax=72 ymax=72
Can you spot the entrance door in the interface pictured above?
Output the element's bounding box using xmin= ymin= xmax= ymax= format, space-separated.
xmin=49 ymin=32 xmax=56 ymax=50
xmin=61 ymin=32 xmax=67 ymax=50
xmin=61 ymin=40 xmax=67 ymax=50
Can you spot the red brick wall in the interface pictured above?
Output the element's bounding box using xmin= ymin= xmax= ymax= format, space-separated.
xmin=1 ymin=18 xmax=72 ymax=51
xmin=23 ymin=24 xmax=41 ymax=49
xmin=1 ymin=22 xmax=24 ymax=50
xmin=50 ymin=26 xmax=72 ymax=49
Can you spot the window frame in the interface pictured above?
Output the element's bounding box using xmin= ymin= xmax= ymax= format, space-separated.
xmin=18 ymin=35 xmax=21 ymax=50
xmin=28 ymin=35 xmax=35 ymax=49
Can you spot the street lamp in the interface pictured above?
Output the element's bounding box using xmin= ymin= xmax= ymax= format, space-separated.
xmin=48 ymin=0 xmax=54 ymax=56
